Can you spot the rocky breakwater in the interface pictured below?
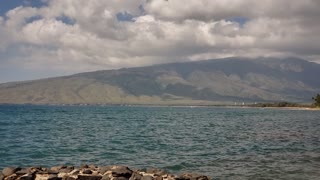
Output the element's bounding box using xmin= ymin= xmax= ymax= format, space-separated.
xmin=0 ymin=165 xmax=210 ymax=180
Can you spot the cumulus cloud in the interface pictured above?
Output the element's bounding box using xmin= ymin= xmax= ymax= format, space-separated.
xmin=0 ymin=0 xmax=320 ymax=81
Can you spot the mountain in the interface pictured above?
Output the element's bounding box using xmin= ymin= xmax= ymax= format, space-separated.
xmin=0 ymin=57 xmax=319 ymax=105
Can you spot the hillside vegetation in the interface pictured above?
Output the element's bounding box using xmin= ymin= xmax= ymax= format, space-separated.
xmin=0 ymin=57 xmax=319 ymax=105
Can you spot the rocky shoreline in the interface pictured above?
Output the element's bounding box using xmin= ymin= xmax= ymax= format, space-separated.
xmin=0 ymin=165 xmax=210 ymax=180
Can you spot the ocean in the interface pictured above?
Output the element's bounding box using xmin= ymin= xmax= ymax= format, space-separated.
xmin=0 ymin=105 xmax=319 ymax=179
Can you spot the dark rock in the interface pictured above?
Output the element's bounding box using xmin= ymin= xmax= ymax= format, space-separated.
xmin=113 ymin=177 xmax=129 ymax=180
xmin=77 ymin=175 xmax=102 ymax=180
xmin=111 ymin=166 xmax=132 ymax=178
xmin=141 ymin=176 xmax=153 ymax=180
xmin=83 ymin=169 xmax=93 ymax=174
xmin=154 ymin=177 xmax=163 ymax=180
xmin=129 ymin=172 xmax=142 ymax=180
xmin=37 ymin=169 xmax=58 ymax=174
xmin=48 ymin=177 xmax=62 ymax=180
xmin=2 ymin=167 xmax=20 ymax=177
xmin=48 ymin=174 xmax=62 ymax=180
xmin=67 ymin=166 xmax=74 ymax=171
xmin=49 ymin=170 xmax=60 ymax=174
xmin=62 ymin=176 xmax=77 ymax=180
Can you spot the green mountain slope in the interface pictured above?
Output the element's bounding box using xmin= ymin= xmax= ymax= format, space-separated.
xmin=0 ymin=57 xmax=319 ymax=105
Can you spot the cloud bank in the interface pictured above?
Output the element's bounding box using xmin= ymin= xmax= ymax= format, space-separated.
xmin=0 ymin=0 xmax=320 ymax=81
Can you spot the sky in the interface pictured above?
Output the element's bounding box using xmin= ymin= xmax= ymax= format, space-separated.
xmin=0 ymin=0 xmax=320 ymax=83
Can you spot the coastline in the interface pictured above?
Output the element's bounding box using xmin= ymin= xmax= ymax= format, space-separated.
xmin=0 ymin=103 xmax=319 ymax=111
xmin=0 ymin=165 xmax=210 ymax=180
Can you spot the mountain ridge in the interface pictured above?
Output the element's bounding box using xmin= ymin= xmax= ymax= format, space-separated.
xmin=0 ymin=57 xmax=319 ymax=105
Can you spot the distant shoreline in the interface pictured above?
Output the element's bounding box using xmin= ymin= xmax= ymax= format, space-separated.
xmin=0 ymin=103 xmax=319 ymax=110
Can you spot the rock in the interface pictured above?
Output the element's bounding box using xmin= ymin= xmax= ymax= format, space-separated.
xmin=61 ymin=177 xmax=76 ymax=180
xmin=163 ymin=174 xmax=175 ymax=180
xmin=4 ymin=174 xmax=18 ymax=180
xmin=146 ymin=169 xmax=167 ymax=176
xmin=82 ymin=170 xmax=93 ymax=174
xmin=0 ymin=165 xmax=208 ymax=180
xmin=175 ymin=173 xmax=210 ymax=180
xmin=48 ymin=177 xmax=62 ymax=180
xmin=67 ymin=167 xmax=74 ymax=170
xmin=41 ymin=168 xmax=48 ymax=172
xmin=77 ymin=175 xmax=102 ymax=180
xmin=16 ymin=168 xmax=30 ymax=176
xmin=58 ymin=166 xmax=73 ymax=174
xmin=29 ymin=167 xmax=43 ymax=174
xmin=0 ymin=173 xmax=4 ymax=180
xmin=196 ymin=176 xmax=209 ymax=180
xmin=2 ymin=167 xmax=20 ymax=177
xmin=58 ymin=169 xmax=72 ymax=174
xmin=19 ymin=174 xmax=34 ymax=180
xmin=88 ymin=165 xmax=97 ymax=170
xmin=98 ymin=167 xmax=111 ymax=175
xmin=80 ymin=165 xmax=89 ymax=169
xmin=141 ymin=176 xmax=153 ymax=180
xmin=92 ymin=171 xmax=99 ymax=176
xmin=50 ymin=166 xmax=66 ymax=173
xmin=69 ymin=169 xmax=79 ymax=176
xmin=37 ymin=169 xmax=57 ymax=175
xmin=113 ymin=177 xmax=129 ymax=180
xmin=129 ymin=172 xmax=142 ymax=180
xmin=35 ymin=173 xmax=61 ymax=180
xmin=111 ymin=166 xmax=132 ymax=178
xmin=101 ymin=175 xmax=110 ymax=180
xmin=47 ymin=170 xmax=59 ymax=174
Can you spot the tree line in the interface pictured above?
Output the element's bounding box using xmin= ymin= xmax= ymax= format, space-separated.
xmin=312 ymin=94 xmax=320 ymax=107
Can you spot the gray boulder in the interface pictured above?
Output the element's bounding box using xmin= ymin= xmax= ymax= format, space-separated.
xmin=111 ymin=166 xmax=133 ymax=178
xmin=2 ymin=167 xmax=20 ymax=177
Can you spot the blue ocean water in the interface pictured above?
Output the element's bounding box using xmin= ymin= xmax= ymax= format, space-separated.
xmin=0 ymin=105 xmax=319 ymax=179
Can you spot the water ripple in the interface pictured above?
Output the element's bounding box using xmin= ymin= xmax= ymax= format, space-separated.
xmin=0 ymin=105 xmax=319 ymax=179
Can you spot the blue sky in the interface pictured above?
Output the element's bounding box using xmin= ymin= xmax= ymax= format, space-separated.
xmin=0 ymin=0 xmax=46 ymax=15
xmin=0 ymin=0 xmax=319 ymax=83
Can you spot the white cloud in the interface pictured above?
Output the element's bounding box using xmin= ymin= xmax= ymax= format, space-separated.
xmin=0 ymin=0 xmax=319 ymax=81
